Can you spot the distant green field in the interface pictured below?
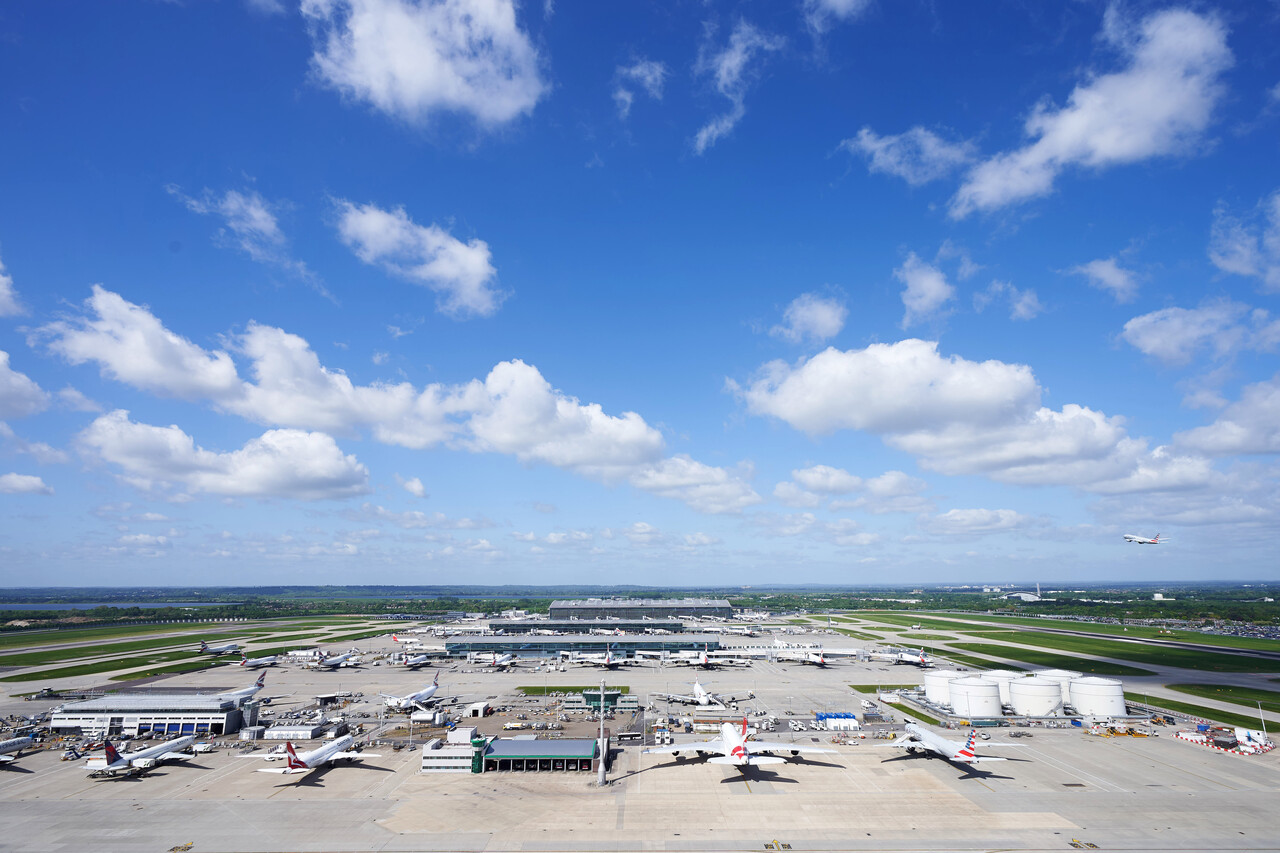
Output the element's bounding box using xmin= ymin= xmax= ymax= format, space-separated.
xmin=830 ymin=628 xmax=882 ymax=641
xmin=858 ymin=614 xmax=982 ymax=633
xmin=899 ymin=633 xmax=955 ymax=641
xmin=1127 ymin=693 xmax=1270 ymax=730
xmin=1167 ymin=684 xmax=1280 ymax=715
xmin=883 ymin=701 xmax=938 ymax=725
xmin=0 ymin=622 xmax=230 ymax=651
xmin=957 ymin=631 xmax=1275 ymax=673
xmin=0 ymin=649 xmax=213 ymax=682
xmin=934 ymin=651 xmax=1027 ymax=672
xmin=849 ymin=684 xmax=917 ymax=693
xmin=0 ymin=635 xmax=207 ymax=667
xmin=947 ymin=643 xmax=1153 ymax=675
xmin=109 ymin=660 xmax=219 ymax=681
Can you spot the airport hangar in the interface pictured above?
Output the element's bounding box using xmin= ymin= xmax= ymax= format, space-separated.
xmin=546 ymin=597 xmax=733 ymax=620
xmin=47 ymin=693 xmax=259 ymax=739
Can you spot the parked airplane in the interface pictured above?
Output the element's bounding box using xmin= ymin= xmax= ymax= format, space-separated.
xmin=403 ymin=652 xmax=434 ymax=668
xmin=0 ymin=736 xmax=34 ymax=765
xmin=868 ymin=648 xmax=933 ymax=667
xmin=1124 ymin=533 xmax=1162 ymax=544
xmin=887 ymin=723 xmax=1009 ymax=767
xmin=199 ymin=640 xmax=240 ymax=655
xmin=85 ymin=736 xmax=197 ymax=777
xmin=311 ymin=650 xmax=359 ymax=669
xmin=644 ymin=644 xmax=751 ymax=669
xmin=473 ymin=652 xmax=515 ymax=669
xmin=218 ymin=672 xmax=267 ymax=704
xmin=380 ymin=672 xmax=446 ymax=712
xmin=564 ymin=645 xmax=643 ymax=669
xmin=651 ymin=678 xmax=753 ymax=708
xmin=238 ymin=652 xmax=278 ymax=669
xmin=250 ymin=736 xmax=381 ymax=779
xmin=644 ymin=717 xmax=834 ymax=768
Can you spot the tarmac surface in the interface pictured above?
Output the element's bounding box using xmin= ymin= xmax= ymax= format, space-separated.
xmin=2 ymin=622 xmax=1279 ymax=851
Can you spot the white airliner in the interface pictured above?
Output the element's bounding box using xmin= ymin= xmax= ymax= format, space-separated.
xmin=564 ymin=645 xmax=643 ymax=669
xmin=311 ymin=650 xmax=359 ymax=669
xmin=868 ymin=648 xmax=933 ymax=667
xmin=887 ymin=723 xmax=1009 ymax=767
xmin=380 ymin=672 xmax=445 ymax=712
xmin=644 ymin=644 xmax=751 ymax=669
xmin=644 ymin=717 xmax=834 ymax=768
xmin=249 ymin=735 xmax=381 ymax=778
xmin=0 ymin=736 xmax=34 ymax=765
xmin=1123 ymin=533 xmax=1163 ymax=544
xmin=474 ymin=652 xmax=515 ymax=669
xmin=652 ymin=678 xmax=752 ymax=708
xmin=199 ymin=640 xmax=240 ymax=655
xmin=217 ymin=672 xmax=267 ymax=704
xmin=403 ymin=652 xmax=434 ymax=668
xmin=86 ymin=736 xmax=197 ymax=777
xmin=238 ymin=652 xmax=278 ymax=669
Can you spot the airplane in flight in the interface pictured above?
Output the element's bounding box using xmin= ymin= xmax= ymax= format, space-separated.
xmin=380 ymin=672 xmax=447 ymax=712
xmin=217 ymin=672 xmax=267 ymax=704
xmin=85 ymin=736 xmax=197 ymax=778
xmin=248 ymin=736 xmax=381 ymax=779
xmin=199 ymin=640 xmax=240 ymax=655
xmin=643 ymin=717 xmax=834 ymax=768
xmin=651 ymin=678 xmax=753 ymax=708
xmin=238 ymin=652 xmax=278 ymax=669
xmin=0 ymin=736 xmax=34 ymax=765
xmin=887 ymin=724 xmax=1010 ymax=767
xmin=1123 ymin=533 xmax=1163 ymax=544
xmin=310 ymin=650 xmax=359 ymax=669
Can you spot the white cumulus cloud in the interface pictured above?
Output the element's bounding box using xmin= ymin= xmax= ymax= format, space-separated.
xmin=0 ymin=352 xmax=49 ymax=420
xmin=951 ymin=9 xmax=1231 ymax=218
xmin=842 ymin=126 xmax=975 ymax=186
xmin=0 ymin=254 xmax=24 ymax=316
xmin=629 ymin=455 xmax=761 ymax=515
xmin=929 ymin=508 xmax=1030 ymax=534
xmin=895 ymin=253 xmax=955 ymax=327
xmin=1070 ymin=257 xmax=1138 ymax=303
xmin=335 ymin=199 xmax=505 ymax=318
xmin=401 ymin=476 xmax=427 ymax=497
xmin=78 ymin=410 xmax=371 ymax=500
xmin=0 ymin=473 xmax=53 ymax=495
xmin=770 ymin=292 xmax=847 ymax=345
xmin=1176 ymin=376 xmax=1280 ymax=455
xmin=693 ymin=20 xmax=784 ymax=155
xmin=1121 ymin=300 xmax=1280 ymax=365
xmin=301 ymin=0 xmax=546 ymax=127
xmin=1208 ymin=190 xmax=1280 ymax=292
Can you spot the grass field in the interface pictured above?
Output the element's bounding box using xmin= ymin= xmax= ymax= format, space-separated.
xmin=0 ymin=622 xmax=231 ymax=651
xmin=517 ymin=685 xmax=630 ymax=695
xmin=0 ymin=649 xmax=212 ymax=682
xmin=108 ymin=660 xmax=222 ymax=681
xmin=849 ymin=684 xmax=917 ymax=693
xmin=861 ymin=611 xmax=1280 ymax=653
xmin=1167 ymin=683 xmax=1280 ymax=715
xmin=830 ymin=628 xmax=884 ymax=641
xmin=1127 ymin=693 xmax=1271 ymax=730
xmin=899 ymin=633 xmax=955 ymax=641
xmin=957 ymin=631 xmax=1276 ymax=673
xmin=947 ymin=643 xmax=1153 ymax=675
xmin=934 ymin=650 xmax=1027 ymax=672
xmin=883 ymin=701 xmax=938 ymax=725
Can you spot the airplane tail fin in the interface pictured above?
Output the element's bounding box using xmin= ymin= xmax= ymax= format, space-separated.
xmin=255 ymin=672 xmax=266 ymax=688
xmin=1154 ymin=533 xmax=1160 ymax=543
xmin=103 ymin=740 xmax=121 ymax=765
xmin=200 ymin=641 xmax=208 ymax=652
xmin=239 ymin=654 xmax=247 ymax=666
xmin=432 ymin=671 xmax=439 ymax=687
xmin=741 ymin=716 xmax=749 ymax=737
xmin=954 ymin=730 xmax=979 ymax=763
xmin=284 ymin=742 xmax=307 ymax=771
xmin=391 ymin=634 xmax=399 ymax=642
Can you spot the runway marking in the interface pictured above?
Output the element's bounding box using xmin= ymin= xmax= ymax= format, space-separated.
xmin=1020 ymin=747 xmax=1125 ymax=793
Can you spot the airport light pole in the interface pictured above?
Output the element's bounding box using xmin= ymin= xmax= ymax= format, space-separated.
xmin=1258 ymin=701 xmax=1268 ymax=741
xmin=597 ymin=679 xmax=607 ymax=787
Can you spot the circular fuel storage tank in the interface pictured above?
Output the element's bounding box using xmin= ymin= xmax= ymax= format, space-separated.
xmin=1009 ymin=677 xmax=1063 ymax=716
xmin=1033 ymin=669 xmax=1082 ymax=706
xmin=981 ymin=670 xmax=1024 ymax=705
xmin=922 ymin=669 xmax=964 ymax=705
xmin=1070 ymin=676 xmax=1126 ymax=717
xmin=948 ymin=677 xmax=1003 ymax=718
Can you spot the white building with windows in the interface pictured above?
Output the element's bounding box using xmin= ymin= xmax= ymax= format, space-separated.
xmin=49 ymin=694 xmax=240 ymax=738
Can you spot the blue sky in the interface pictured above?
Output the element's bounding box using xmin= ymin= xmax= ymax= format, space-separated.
xmin=2 ymin=0 xmax=1279 ymax=586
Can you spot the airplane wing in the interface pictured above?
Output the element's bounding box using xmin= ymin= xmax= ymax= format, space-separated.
xmin=651 ymin=691 xmax=701 ymax=704
xmin=643 ymin=739 xmax=725 ymax=756
xmin=256 ymin=767 xmax=311 ymax=775
xmin=156 ymin=750 xmax=195 ymax=761
xmin=331 ymin=751 xmax=382 ymax=760
xmin=745 ymin=740 xmax=835 ymax=755
xmin=0 ymin=755 xmax=16 ymax=764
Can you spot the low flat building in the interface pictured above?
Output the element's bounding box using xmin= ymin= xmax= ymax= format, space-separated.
xmin=549 ymin=598 xmax=732 ymax=620
xmin=482 ymin=737 xmax=601 ymax=773
xmin=446 ymin=633 xmax=723 ymax=658
xmin=263 ymin=724 xmax=326 ymax=740
xmin=488 ymin=619 xmax=686 ymax=635
xmin=49 ymin=694 xmax=239 ymax=738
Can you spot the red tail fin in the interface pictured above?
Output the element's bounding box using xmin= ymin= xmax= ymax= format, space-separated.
xmin=255 ymin=672 xmax=265 ymax=688
xmin=103 ymin=740 xmax=121 ymax=765
xmin=284 ymin=742 xmax=306 ymax=770
xmin=239 ymin=654 xmax=247 ymax=666
xmin=432 ymin=671 xmax=439 ymax=687
xmin=741 ymin=716 xmax=748 ymax=737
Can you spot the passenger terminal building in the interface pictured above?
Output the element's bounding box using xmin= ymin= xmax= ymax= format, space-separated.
xmin=49 ymin=694 xmax=243 ymax=738
xmin=446 ymin=633 xmax=725 ymax=659
xmin=547 ymin=598 xmax=733 ymax=620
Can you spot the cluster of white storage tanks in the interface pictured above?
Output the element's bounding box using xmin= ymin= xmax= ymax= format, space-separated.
xmin=921 ymin=667 xmax=1127 ymax=718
